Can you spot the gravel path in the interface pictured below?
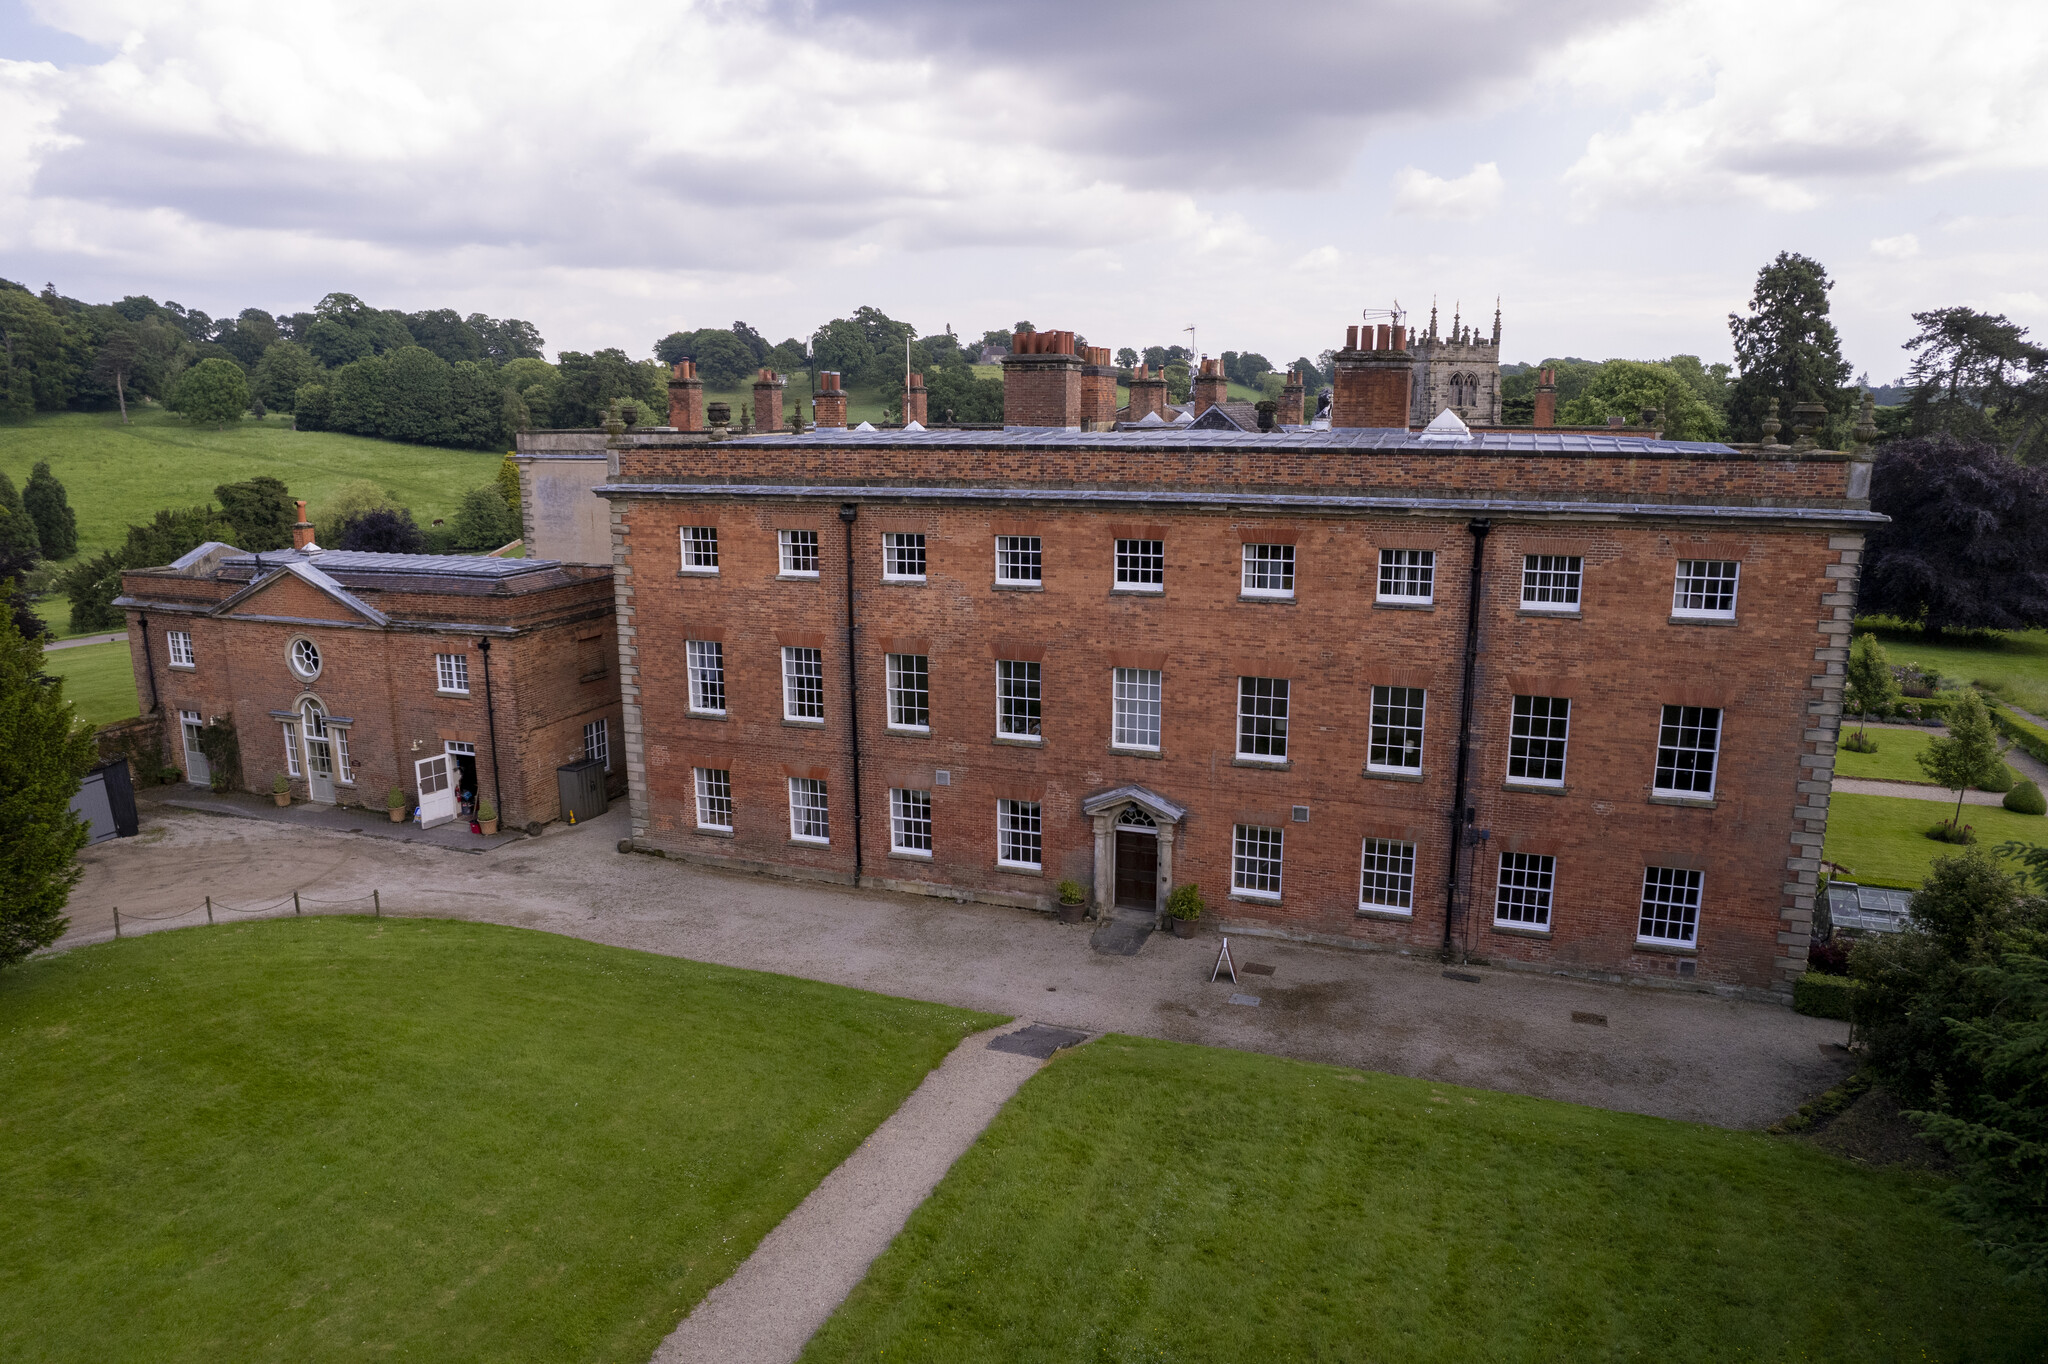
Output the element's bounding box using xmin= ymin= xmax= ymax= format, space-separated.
xmin=42 ymin=630 xmax=125 ymax=651
xmin=1832 ymin=778 xmax=2007 ymax=805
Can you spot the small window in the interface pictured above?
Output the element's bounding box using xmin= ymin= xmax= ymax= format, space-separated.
xmin=281 ymin=720 xmax=301 ymax=777
xmin=1640 ymin=867 xmax=1703 ymax=945
xmin=886 ymin=654 xmax=930 ymax=731
xmin=995 ymin=535 xmax=1042 ymax=585
xmin=782 ymin=647 xmax=825 ymax=722
xmin=779 ymin=529 xmax=821 ymax=577
xmin=334 ymin=726 xmax=353 ymax=783
xmin=1112 ymin=667 xmax=1162 ymax=751
xmin=996 ymin=799 xmax=1042 ymax=869
xmin=694 ymin=768 xmax=733 ymax=831
xmin=290 ymin=637 xmax=321 ymax=679
xmin=1114 ymin=539 xmax=1164 ymax=591
xmin=1495 ymin=853 xmax=1555 ymax=928
xmin=1377 ymin=549 xmax=1435 ymax=604
xmin=1241 ymin=543 xmax=1294 ymax=598
xmin=435 ymin=653 xmax=469 ymax=694
xmin=1368 ymin=685 xmax=1425 ymax=773
xmin=1654 ymin=705 xmax=1722 ymax=798
xmin=788 ymin=777 xmax=830 ymax=843
xmin=1236 ymin=676 xmax=1289 ymax=761
xmin=167 ymin=630 xmax=195 ymax=668
xmin=1507 ymin=695 xmax=1570 ymax=787
xmin=681 ymin=526 xmax=720 ymax=572
xmin=996 ymin=660 xmax=1042 ymax=740
xmin=1672 ymin=560 xmax=1739 ymax=619
xmin=890 ymin=788 xmax=933 ymax=856
xmin=1360 ymin=839 xmax=1416 ymax=914
xmin=1521 ymin=554 xmax=1582 ymax=610
xmin=1232 ymin=824 xmax=1284 ymax=899
xmin=883 ymin=533 xmax=927 ymax=582
xmin=687 ymin=640 xmax=726 ymax=715
xmin=584 ymin=718 xmax=610 ymax=770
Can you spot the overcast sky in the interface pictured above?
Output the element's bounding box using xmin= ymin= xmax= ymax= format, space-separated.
xmin=2 ymin=0 xmax=2043 ymax=379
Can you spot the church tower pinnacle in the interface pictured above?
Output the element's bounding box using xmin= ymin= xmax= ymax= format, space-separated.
xmin=1492 ymin=297 xmax=1501 ymax=347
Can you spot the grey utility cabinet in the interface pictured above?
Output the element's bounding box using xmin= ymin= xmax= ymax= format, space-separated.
xmin=556 ymin=758 xmax=608 ymax=823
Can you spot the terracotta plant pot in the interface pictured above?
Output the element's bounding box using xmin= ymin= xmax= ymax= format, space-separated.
xmin=273 ymin=792 xmax=290 ymax=807
xmin=1056 ymin=901 xmax=1086 ymax=924
xmin=1171 ymin=917 xmax=1197 ymax=938
xmin=389 ymin=806 xmax=406 ymax=822
xmin=480 ymin=818 xmax=499 ymax=836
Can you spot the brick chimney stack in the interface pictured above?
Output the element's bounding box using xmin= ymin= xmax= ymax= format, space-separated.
xmin=1533 ymin=366 xmax=1556 ymax=429
xmin=1192 ymin=357 xmax=1228 ymax=416
xmin=292 ymin=500 xmax=316 ymax=551
xmin=1279 ymin=368 xmax=1305 ymax=427
xmin=1126 ymin=361 xmax=1167 ymax=423
xmin=752 ymin=368 xmax=786 ymax=435
xmin=813 ymin=371 xmax=848 ymax=429
xmin=1079 ymin=345 xmax=1118 ymax=430
xmin=1330 ymin=315 xmax=1415 ymax=429
xmin=903 ymin=372 xmax=928 ymax=426
xmin=667 ymin=359 xmax=705 ymax=433
xmin=1001 ymin=329 xmax=1082 ymax=428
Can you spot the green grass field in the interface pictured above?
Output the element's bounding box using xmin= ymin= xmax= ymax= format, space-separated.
xmin=802 ymin=1036 xmax=2048 ymax=1363
xmin=1837 ymin=725 xmax=2020 ymax=789
xmin=0 ymin=918 xmax=998 ymax=1363
xmin=1858 ymin=618 xmax=2048 ymax=719
xmin=1825 ymin=792 xmax=2045 ymax=887
xmin=41 ymin=638 xmax=139 ymax=726
xmin=0 ymin=408 xmax=504 ymax=561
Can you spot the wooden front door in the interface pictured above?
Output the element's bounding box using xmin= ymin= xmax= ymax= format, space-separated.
xmin=1115 ymin=831 xmax=1158 ymax=909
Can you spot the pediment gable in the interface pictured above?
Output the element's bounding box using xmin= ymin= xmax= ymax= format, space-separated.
xmin=214 ymin=562 xmax=387 ymax=627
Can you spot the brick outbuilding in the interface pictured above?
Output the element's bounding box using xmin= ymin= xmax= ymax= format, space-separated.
xmin=117 ymin=528 xmax=622 ymax=830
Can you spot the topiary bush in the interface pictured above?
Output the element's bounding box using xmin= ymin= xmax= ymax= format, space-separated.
xmin=1166 ymin=883 xmax=1204 ymax=921
xmin=2005 ymin=779 xmax=2046 ymax=816
xmin=1979 ymin=762 xmax=2018 ymax=794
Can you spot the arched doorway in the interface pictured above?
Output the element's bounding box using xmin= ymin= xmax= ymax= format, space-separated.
xmin=300 ymin=697 xmax=336 ymax=805
xmin=1081 ymin=785 xmax=1188 ymax=927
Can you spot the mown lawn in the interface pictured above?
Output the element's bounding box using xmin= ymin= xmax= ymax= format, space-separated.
xmin=1858 ymin=617 xmax=2048 ymax=719
xmin=0 ymin=918 xmax=999 ymax=1363
xmin=0 ymin=408 xmax=503 ymax=560
xmin=41 ymin=638 xmax=139 ymax=726
xmin=1836 ymin=725 xmax=2020 ymax=789
xmin=1825 ymin=792 xmax=2046 ymax=888
xmin=802 ymin=1036 xmax=2048 ymax=1364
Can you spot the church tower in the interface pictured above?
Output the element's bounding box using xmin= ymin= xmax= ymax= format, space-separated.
xmin=1408 ymin=297 xmax=1504 ymax=427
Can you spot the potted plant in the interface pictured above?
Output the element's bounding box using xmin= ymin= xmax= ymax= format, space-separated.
xmin=271 ymin=773 xmax=292 ymax=807
xmin=476 ymin=799 xmax=499 ymax=836
xmin=1166 ymin=883 xmax=1204 ymax=938
xmin=1055 ymin=878 xmax=1088 ymax=923
xmin=387 ymin=786 xmax=407 ymax=822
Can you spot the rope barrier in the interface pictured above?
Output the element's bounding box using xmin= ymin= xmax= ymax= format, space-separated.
xmin=95 ymin=890 xmax=386 ymax=933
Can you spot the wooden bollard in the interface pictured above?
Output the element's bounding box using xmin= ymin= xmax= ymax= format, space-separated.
xmin=206 ymin=896 xmax=214 ymax=925
xmin=113 ymin=907 xmax=121 ymax=938
xmin=373 ymin=889 xmax=381 ymax=918
xmin=293 ymin=891 xmax=301 ymax=916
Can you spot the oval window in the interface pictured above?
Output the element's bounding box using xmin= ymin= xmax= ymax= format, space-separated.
xmin=290 ymin=638 xmax=322 ymax=679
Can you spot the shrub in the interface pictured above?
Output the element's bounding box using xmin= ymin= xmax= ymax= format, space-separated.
xmin=476 ymin=799 xmax=496 ymax=823
xmin=1929 ymin=820 xmax=1978 ymax=845
xmin=1166 ymin=883 xmax=1204 ymax=921
xmin=271 ymin=772 xmax=291 ymax=794
xmin=1841 ymin=731 xmax=1878 ymax=754
xmin=2007 ymin=781 xmax=2047 ymax=817
xmin=1807 ymin=936 xmax=1852 ymax=975
xmin=1055 ymin=878 xmax=1086 ymax=906
xmin=1794 ymin=971 xmax=1861 ymax=1020
xmin=194 ymin=715 xmax=239 ymax=793
xmin=387 ymin=785 xmax=406 ymax=809
xmin=1981 ymin=763 xmax=2018 ymax=795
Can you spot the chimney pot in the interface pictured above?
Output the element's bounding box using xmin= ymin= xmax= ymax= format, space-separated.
xmin=1346 ymin=325 xmax=1359 ymax=350
xmin=291 ymin=500 xmax=315 ymax=551
xmin=1391 ymin=325 xmax=1405 ymax=351
xmin=1375 ymin=324 xmax=1391 ymax=351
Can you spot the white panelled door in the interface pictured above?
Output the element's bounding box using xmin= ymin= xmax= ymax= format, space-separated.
xmin=415 ymin=754 xmax=456 ymax=827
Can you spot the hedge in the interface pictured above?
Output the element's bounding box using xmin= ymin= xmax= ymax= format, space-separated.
xmin=1794 ymin=971 xmax=1862 ymax=1020
xmin=1993 ymin=707 xmax=2048 ymax=764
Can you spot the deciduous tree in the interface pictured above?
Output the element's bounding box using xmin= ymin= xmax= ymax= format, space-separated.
xmin=1843 ymin=632 xmax=1902 ymax=738
xmin=169 ymin=357 xmax=250 ymax=427
xmin=1862 ymin=435 xmax=2048 ymax=635
xmin=1919 ymin=690 xmax=2010 ymax=829
xmin=213 ymin=476 xmax=295 ymax=552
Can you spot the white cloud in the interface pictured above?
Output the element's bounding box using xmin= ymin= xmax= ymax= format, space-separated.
xmin=1870 ymin=233 xmax=1920 ymax=260
xmin=1391 ymin=163 xmax=1505 ymax=221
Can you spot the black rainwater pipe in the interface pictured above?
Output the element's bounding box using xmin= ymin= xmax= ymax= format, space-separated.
xmin=478 ymin=637 xmax=505 ymax=823
xmin=839 ymin=503 xmax=866 ymax=883
xmin=136 ymin=610 xmax=160 ymax=716
xmin=1441 ymin=518 xmax=1491 ymax=961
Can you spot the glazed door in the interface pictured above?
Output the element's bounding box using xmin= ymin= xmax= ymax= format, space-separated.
xmin=1115 ymin=831 xmax=1158 ymax=909
xmin=304 ymin=735 xmax=336 ymax=804
xmin=180 ymin=710 xmax=210 ymax=786
xmin=414 ymin=754 xmax=456 ymax=827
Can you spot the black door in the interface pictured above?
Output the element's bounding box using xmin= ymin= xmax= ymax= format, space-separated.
xmin=1115 ymin=831 xmax=1158 ymax=909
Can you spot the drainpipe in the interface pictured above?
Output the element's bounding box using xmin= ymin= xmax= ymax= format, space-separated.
xmin=478 ymin=637 xmax=505 ymax=823
xmin=135 ymin=610 xmax=160 ymax=716
xmin=1441 ymin=518 xmax=1491 ymax=961
xmin=838 ymin=502 xmax=865 ymax=884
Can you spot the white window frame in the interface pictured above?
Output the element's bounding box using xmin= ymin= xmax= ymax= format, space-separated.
xmin=996 ymin=799 xmax=1042 ymax=870
xmin=1639 ymin=866 xmax=1704 ymax=946
xmin=1240 ymin=543 xmax=1295 ymax=598
xmin=1654 ymin=704 xmax=1723 ymax=799
xmin=686 ymin=640 xmax=726 ymax=715
xmin=694 ymin=767 xmax=733 ymax=831
xmin=1111 ymin=667 xmax=1162 ymax=752
xmin=778 ymin=529 xmax=821 ymax=578
xmin=167 ymin=629 xmax=195 ymax=669
xmin=1113 ymin=538 xmax=1164 ymax=592
xmin=435 ymin=653 xmax=470 ymax=695
xmin=1494 ymin=852 xmax=1556 ymax=928
xmin=882 ymin=532 xmax=927 ymax=583
xmin=788 ymin=777 xmax=830 ymax=844
xmin=995 ymin=535 xmax=1042 ymax=586
xmin=584 ymin=717 xmax=610 ymax=771
xmin=781 ymin=646 xmax=825 ymax=723
xmin=1235 ymin=676 xmax=1290 ymax=762
xmin=1376 ymin=548 xmax=1435 ymax=604
xmin=1521 ymin=554 xmax=1583 ymax=611
xmin=995 ymin=659 xmax=1042 ymax=741
xmin=1506 ymin=695 xmax=1571 ymax=788
xmin=333 ymin=725 xmax=353 ymax=784
xmin=1367 ymin=685 xmax=1425 ymax=774
xmin=281 ymin=720 xmax=301 ymax=777
xmin=889 ymin=787 xmax=933 ymax=857
xmin=886 ymin=653 xmax=931 ymax=733
xmin=680 ymin=526 xmax=720 ymax=574
xmin=289 ymin=637 xmax=321 ymax=680
xmin=1671 ymin=560 xmax=1739 ymax=619
xmin=1359 ymin=838 xmax=1416 ymax=914
xmin=1232 ymin=824 xmax=1284 ymax=900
